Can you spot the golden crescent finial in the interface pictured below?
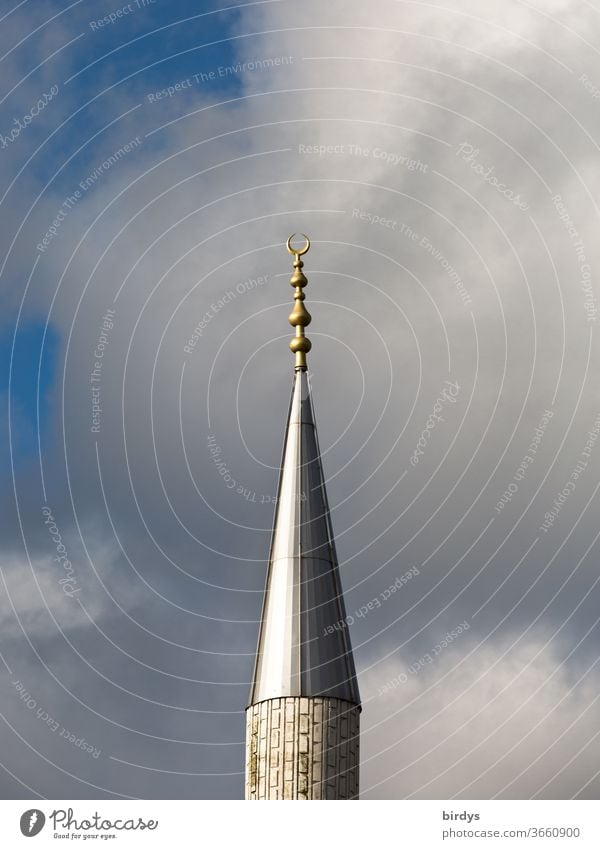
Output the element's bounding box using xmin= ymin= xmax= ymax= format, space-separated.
xmin=286 ymin=233 xmax=310 ymax=257
xmin=286 ymin=234 xmax=312 ymax=370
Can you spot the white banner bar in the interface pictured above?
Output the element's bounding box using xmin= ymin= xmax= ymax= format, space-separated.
xmin=0 ymin=800 xmax=598 ymax=848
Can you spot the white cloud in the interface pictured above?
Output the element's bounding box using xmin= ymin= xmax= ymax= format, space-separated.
xmin=3 ymin=0 xmax=600 ymax=799
xmin=0 ymin=531 xmax=132 ymax=640
xmin=361 ymin=633 xmax=600 ymax=798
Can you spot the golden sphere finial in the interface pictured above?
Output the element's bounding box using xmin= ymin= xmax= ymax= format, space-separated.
xmin=286 ymin=234 xmax=311 ymax=370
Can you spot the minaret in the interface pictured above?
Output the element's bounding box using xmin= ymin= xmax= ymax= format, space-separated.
xmin=245 ymin=235 xmax=361 ymax=800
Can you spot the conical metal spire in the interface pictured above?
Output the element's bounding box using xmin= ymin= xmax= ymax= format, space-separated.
xmin=248 ymin=236 xmax=360 ymax=707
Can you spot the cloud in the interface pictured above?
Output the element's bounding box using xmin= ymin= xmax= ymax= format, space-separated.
xmin=0 ymin=527 xmax=133 ymax=640
xmin=2 ymin=0 xmax=600 ymax=799
xmin=361 ymin=631 xmax=600 ymax=799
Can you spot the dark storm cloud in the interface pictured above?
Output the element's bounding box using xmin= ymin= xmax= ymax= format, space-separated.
xmin=1 ymin=0 xmax=600 ymax=799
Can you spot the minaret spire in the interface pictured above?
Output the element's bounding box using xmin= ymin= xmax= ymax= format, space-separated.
xmin=245 ymin=236 xmax=361 ymax=801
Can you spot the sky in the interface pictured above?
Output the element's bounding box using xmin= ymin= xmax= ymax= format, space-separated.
xmin=1 ymin=0 xmax=600 ymax=800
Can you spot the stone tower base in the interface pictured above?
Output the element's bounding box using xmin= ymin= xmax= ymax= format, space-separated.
xmin=245 ymin=696 xmax=360 ymax=800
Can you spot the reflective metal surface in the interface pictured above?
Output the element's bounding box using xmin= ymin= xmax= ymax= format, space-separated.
xmin=248 ymin=369 xmax=360 ymax=706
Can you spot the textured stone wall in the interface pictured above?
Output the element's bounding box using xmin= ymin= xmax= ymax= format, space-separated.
xmin=245 ymin=697 xmax=360 ymax=800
